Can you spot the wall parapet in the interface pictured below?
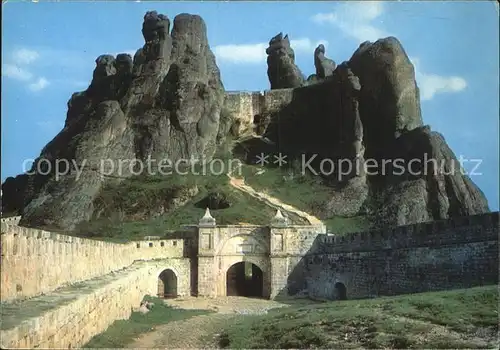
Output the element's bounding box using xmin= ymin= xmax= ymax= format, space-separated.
xmin=0 ymin=259 xmax=191 ymax=349
xmin=313 ymin=212 xmax=499 ymax=254
xmin=0 ymin=216 xmax=21 ymax=225
xmin=0 ymin=223 xmax=188 ymax=302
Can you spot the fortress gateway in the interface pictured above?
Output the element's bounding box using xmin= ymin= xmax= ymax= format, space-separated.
xmin=1 ymin=210 xmax=498 ymax=349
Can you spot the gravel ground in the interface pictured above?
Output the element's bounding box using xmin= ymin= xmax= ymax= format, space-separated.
xmin=126 ymin=296 xmax=288 ymax=349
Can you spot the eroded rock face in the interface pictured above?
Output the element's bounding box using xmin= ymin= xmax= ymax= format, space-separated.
xmin=153 ymin=13 xmax=225 ymax=161
xmin=266 ymin=33 xmax=305 ymax=89
xmin=348 ymin=37 xmax=423 ymax=158
xmin=240 ymin=36 xmax=489 ymax=226
xmin=314 ymin=44 xmax=336 ymax=79
xmin=8 ymin=11 xmax=226 ymax=231
xmin=3 ymin=25 xmax=490 ymax=230
xmin=373 ymin=126 xmax=490 ymax=226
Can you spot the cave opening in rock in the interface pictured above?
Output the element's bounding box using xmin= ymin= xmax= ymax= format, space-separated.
xmin=226 ymin=262 xmax=263 ymax=298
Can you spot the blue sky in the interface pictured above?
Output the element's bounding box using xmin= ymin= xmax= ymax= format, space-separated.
xmin=2 ymin=1 xmax=499 ymax=210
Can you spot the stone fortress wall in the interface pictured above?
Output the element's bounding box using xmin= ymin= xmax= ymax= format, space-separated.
xmin=223 ymin=89 xmax=294 ymax=133
xmin=0 ymin=261 xmax=185 ymax=349
xmin=0 ymin=222 xmax=190 ymax=302
xmin=272 ymin=212 xmax=499 ymax=300
xmin=1 ymin=219 xmax=192 ymax=349
xmin=1 ymin=211 xmax=498 ymax=349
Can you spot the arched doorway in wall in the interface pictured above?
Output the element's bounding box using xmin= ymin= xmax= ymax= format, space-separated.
xmin=158 ymin=269 xmax=178 ymax=298
xmin=226 ymin=262 xmax=263 ymax=298
xmin=333 ymin=282 xmax=347 ymax=300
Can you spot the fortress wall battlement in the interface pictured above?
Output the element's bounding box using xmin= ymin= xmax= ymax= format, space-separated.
xmin=0 ymin=216 xmax=21 ymax=225
xmin=222 ymin=89 xmax=294 ymax=134
xmin=284 ymin=212 xmax=499 ymax=300
xmin=0 ymin=223 xmax=187 ymax=302
xmin=314 ymin=212 xmax=499 ymax=254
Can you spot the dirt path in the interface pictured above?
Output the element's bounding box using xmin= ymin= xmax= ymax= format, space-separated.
xmin=126 ymin=297 xmax=287 ymax=349
xmin=227 ymin=175 xmax=325 ymax=229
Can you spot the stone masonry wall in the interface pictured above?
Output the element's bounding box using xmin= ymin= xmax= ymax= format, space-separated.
xmin=0 ymin=259 xmax=190 ymax=349
xmin=279 ymin=212 xmax=499 ymax=300
xmin=197 ymin=225 xmax=273 ymax=297
xmin=223 ymin=89 xmax=294 ymax=134
xmin=0 ymin=222 xmax=188 ymax=302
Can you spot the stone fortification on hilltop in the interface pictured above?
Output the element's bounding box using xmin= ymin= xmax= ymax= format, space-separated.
xmin=241 ymin=34 xmax=489 ymax=226
xmin=1 ymin=12 xmax=490 ymax=230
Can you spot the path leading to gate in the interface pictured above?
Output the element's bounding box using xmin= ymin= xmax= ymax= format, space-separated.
xmin=227 ymin=174 xmax=325 ymax=229
xmin=126 ymin=297 xmax=288 ymax=349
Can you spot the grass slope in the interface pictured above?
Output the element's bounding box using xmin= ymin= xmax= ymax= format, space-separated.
xmin=75 ymin=170 xmax=277 ymax=242
xmin=238 ymin=164 xmax=372 ymax=233
xmin=218 ymin=286 xmax=499 ymax=349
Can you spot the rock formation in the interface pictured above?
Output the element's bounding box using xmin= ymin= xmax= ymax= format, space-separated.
xmin=2 ymin=11 xmax=226 ymax=231
xmin=1 ymin=20 xmax=490 ymax=230
xmin=314 ymin=44 xmax=336 ymax=79
xmin=348 ymin=37 xmax=423 ymax=156
xmin=266 ymin=33 xmax=305 ymax=89
xmin=239 ymin=36 xmax=489 ymax=225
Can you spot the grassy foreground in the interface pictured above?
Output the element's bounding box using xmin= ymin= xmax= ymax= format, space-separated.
xmin=218 ymin=286 xmax=499 ymax=349
xmin=83 ymin=295 xmax=212 ymax=348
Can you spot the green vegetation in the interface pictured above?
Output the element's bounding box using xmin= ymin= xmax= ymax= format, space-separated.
xmin=74 ymin=168 xmax=277 ymax=242
xmin=73 ymin=138 xmax=375 ymax=240
xmin=238 ymin=164 xmax=372 ymax=233
xmin=218 ymin=286 xmax=499 ymax=349
xmin=83 ymin=295 xmax=212 ymax=348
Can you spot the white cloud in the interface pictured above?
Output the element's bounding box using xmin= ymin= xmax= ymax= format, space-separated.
xmin=214 ymin=43 xmax=267 ymax=64
xmin=214 ymin=38 xmax=328 ymax=64
xmin=3 ymin=47 xmax=64 ymax=93
xmin=2 ymin=63 xmax=33 ymax=81
xmin=28 ymin=77 xmax=50 ymax=92
xmin=290 ymin=38 xmax=328 ymax=53
xmin=12 ymin=48 xmax=40 ymax=65
xmin=311 ymin=1 xmax=388 ymax=43
xmin=312 ymin=4 xmax=467 ymax=102
xmin=411 ymin=57 xmax=467 ymax=101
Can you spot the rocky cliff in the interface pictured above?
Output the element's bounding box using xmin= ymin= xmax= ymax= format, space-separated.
xmin=1 ymin=14 xmax=490 ymax=230
xmin=242 ymin=36 xmax=489 ymax=226
xmin=2 ymin=11 xmax=225 ymax=230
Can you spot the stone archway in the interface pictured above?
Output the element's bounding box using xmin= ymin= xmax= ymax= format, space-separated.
xmin=226 ymin=262 xmax=263 ymax=297
xmin=334 ymin=282 xmax=347 ymax=300
xmin=158 ymin=269 xmax=178 ymax=298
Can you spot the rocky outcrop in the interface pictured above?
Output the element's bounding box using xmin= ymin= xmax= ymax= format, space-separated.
xmin=239 ymin=36 xmax=489 ymax=226
xmin=348 ymin=37 xmax=423 ymax=158
xmin=6 ymin=11 xmax=226 ymax=231
xmin=372 ymin=126 xmax=490 ymax=226
xmin=1 ymin=175 xmax=29 ymax=215
xmin=266 ymin=33 xmax=305 ymax=89
xmin=314 ymin=44 xmax=336 ymax=79
xmin=2 ymin=21 xmax=490 ymax=230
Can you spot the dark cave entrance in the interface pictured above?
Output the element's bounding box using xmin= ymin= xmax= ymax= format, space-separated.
xmin=334 ymin=282 xmax=347 ymax=300
xmin=158 ymin=269 xmax=178 ymax=298
xmin=226 ymin=262 xmax=263 ymax=297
